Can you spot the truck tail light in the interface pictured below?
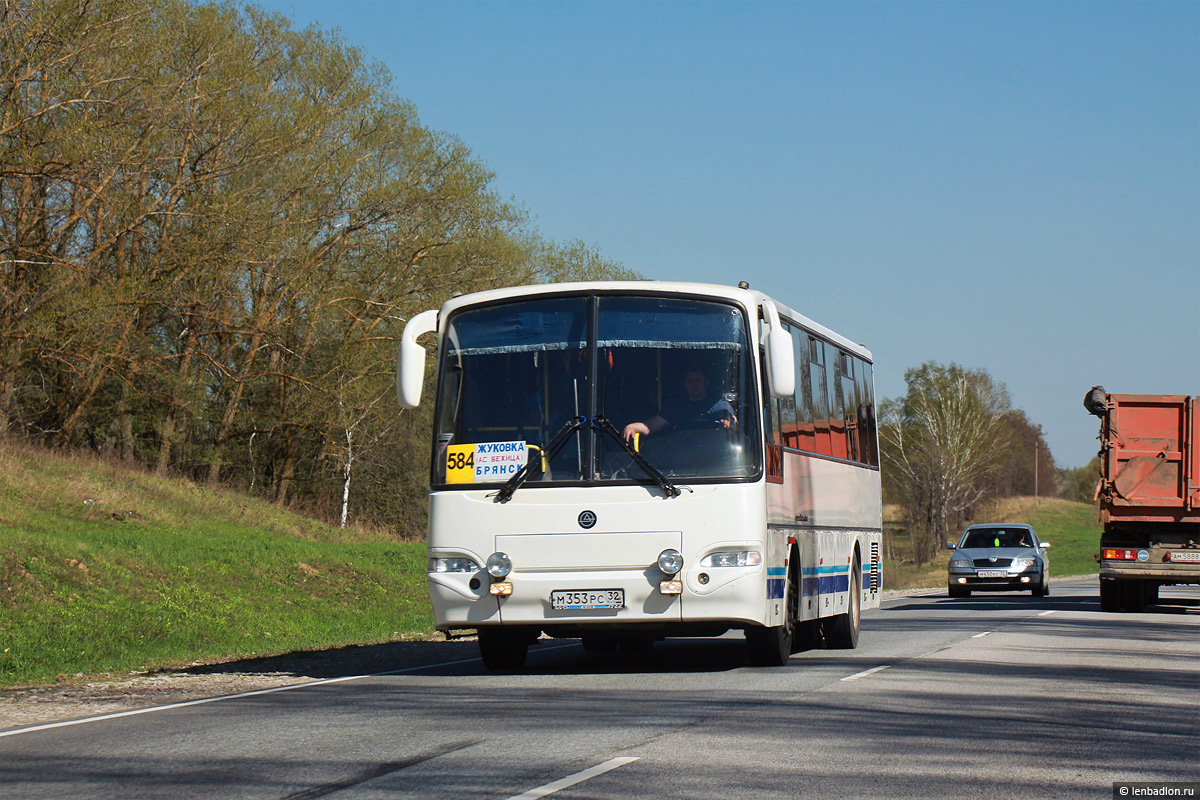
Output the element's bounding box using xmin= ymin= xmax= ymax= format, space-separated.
xmin=1102 ymin=548 xmax=1138 ymax=561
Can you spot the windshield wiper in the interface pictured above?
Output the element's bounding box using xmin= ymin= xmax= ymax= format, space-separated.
xmin=592 ymin=416 xmax=681 ymax=498
xmin=494 ymin=415 xmax=682 ymax=502
xmin=494 ymin=416 xmax=585 ymax=503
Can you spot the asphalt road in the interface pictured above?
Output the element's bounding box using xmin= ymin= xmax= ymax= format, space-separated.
xmin=2 ymin=578 xmax=1197 ymax=799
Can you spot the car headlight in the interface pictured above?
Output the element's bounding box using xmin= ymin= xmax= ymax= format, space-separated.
xmin=486 ymin=552 xmax=512 ymax=578
xmin=429 ymin=557 xmax=479 ymax=573
xmin=1010 ymin=557 xmax=1034 ymax=570
xmin=657 ymin=549 xmax=684 ymax=575
xmin=700 ymin=551 xmax=762 ymax=568
xmin=949 ymin=558 xmax=970 ymax=568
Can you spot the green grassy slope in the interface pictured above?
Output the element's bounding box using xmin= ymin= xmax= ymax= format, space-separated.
xmin=0 ymin=443 xmax=431 ymax=687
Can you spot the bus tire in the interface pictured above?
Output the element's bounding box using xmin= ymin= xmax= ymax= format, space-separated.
xmin=478 ymin=627 xmax=530 ymax=670
xmin=746 ymin=572 xmax=795 ymax=666
xmin=823 ymin=555 xmax=861 ymax=649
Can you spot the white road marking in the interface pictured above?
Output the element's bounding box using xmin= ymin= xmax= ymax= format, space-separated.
xmin=1038 ymin=610 xmax=1057 ymax=616
xmin=0 ymin=643 xmax=579 ymax=739
xmin=971 ymin=631 xmax=991 ymax=638
xmin=504 ymin=757 xmax=639 ymax=800
xmin=841 ymin=665 xmax=889 ymax=682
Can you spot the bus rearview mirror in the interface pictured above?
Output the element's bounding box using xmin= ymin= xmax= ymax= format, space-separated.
xmin=761 ymin=301 xmax=795 ymax=399
xmin=396 ymin=309 xmax=439 ymax=408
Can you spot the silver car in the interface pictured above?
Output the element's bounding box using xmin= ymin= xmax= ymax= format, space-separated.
xmin=947 ymin=524 xmax=1050 ymax=597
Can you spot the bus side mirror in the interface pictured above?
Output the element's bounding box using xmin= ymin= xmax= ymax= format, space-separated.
xmin=761 ymin=301 xmax=795 ymax=399
xmin=396 ymin=309 xmax=438 ymax=408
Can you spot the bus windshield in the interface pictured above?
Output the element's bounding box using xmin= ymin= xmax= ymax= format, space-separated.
xmin=433 ymin=294 xmax=761 ymax=487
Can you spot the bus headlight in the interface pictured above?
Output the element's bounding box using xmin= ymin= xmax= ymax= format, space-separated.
xmin=429 ymin=557 xmax=479 ymax=573
xmin=700 ymin=551 xmax=762 ymax=568
xmin=657 ymin=549 xmax=684 ymax=576
xmin=486 ymin=552 xmax=512 ymax=579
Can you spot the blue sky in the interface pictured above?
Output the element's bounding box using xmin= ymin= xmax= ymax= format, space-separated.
xmin=256 ymin=0 xmax=1198 ymax=469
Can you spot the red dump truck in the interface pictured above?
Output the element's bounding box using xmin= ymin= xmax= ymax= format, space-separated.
xmin=1085 ymin=389 xmax=1200 ymax=611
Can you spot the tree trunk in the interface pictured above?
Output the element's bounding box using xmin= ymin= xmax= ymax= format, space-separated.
xmin=156 ymin=325 xmax=198 ymax=476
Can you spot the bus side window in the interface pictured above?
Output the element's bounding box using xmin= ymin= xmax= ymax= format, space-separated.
xmin=808 ymin=337 xmax=831 ymax=457
xmin=857 ymin=359 xmax=878 ymax=467
xmin=795 ymin=326 xmax=814 ymax=451
xmin=840 ymin=351 xmax=860 ymax=463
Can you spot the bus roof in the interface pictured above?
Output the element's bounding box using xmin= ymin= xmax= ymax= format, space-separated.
xmin=434 ymin=280 xmax=873 ymax=362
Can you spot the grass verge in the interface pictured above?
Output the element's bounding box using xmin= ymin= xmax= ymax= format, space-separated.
xmin=0 ymin=442 xmax=431 ymax=688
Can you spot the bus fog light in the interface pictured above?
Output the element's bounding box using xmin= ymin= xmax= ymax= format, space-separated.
xmin=489 ymin=582 xmax=513 ymax=596
xmin=659 ymin=580 xmax=682 ymax=595
xmin=657 ymin=549 xmax=684 ymax=575
xmin=700 ymin=551 xmax=762 ymax=568
xmin=486 ymin=552 xmax=512 ymax=578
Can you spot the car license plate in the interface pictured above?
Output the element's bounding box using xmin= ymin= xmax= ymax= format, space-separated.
xmin=551 ymin=589 xmax=624 ymax=610
xmin=977 ymin=570 xmax=1007 ymax=579
xmin=1169 ymin=551 xmax=1200 ymax=563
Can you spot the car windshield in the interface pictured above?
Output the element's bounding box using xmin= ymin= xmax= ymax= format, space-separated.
xmin=960 ymin=529 xmax=1034 ymax=549
xmin=432 ymin=294 xmax=761 ymax=487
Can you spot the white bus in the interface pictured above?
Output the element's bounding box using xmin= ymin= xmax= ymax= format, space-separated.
xmin=397 ymin=281 xmax=882 ymax=668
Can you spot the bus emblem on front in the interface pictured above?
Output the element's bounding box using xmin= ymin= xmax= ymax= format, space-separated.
xmin=578 ymin=510 xmax=597 ymax=529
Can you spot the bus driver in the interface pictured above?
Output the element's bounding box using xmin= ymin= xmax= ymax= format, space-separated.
xmin=622 ymin=367 xmax=735 ymax=443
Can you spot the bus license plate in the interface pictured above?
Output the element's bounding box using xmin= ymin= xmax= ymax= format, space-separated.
xmin=551 ymin=589 xmax=624 ymax=610
xmin=977 ymin=570 xmax=1007 ymax=579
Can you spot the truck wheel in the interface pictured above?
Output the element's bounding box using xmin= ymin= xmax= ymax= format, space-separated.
xmin=1099 ymin=578 xmax=1121 ymax=612
xmin=1122 ymin=580 xmax=1148 ymax=613
xmin=478 ymin=628 xmax=531 ymax=670
xmin=823 ymin=555 xmax=861 ymax=649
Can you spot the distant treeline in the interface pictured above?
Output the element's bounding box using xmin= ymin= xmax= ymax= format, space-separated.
xmin=0 ymin=0 xmax=635 ymax=531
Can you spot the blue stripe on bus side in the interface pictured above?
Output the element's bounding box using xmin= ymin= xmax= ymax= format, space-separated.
xmin=767 ymin=578 xmax=786 ymax=599
xmin=818 ymin=574 xmax=850 ymax=593
xmin=798 ymin=565 xmax=851 ymax=596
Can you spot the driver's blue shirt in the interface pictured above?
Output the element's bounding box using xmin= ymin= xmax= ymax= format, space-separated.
xmin=661 ymin=392 xmax=734 ymax=427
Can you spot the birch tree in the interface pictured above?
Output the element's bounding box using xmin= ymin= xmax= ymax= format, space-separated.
xmin=880 ymin=362 xmax=1012 ymax=563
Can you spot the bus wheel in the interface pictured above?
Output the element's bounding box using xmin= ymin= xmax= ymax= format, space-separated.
xmin=746 ymin=574 xmax=795 ymax=666
xmin=824 ymin=555 xmax=861 ymax=649
xmin=478 ymin=628 xmax=530 ymax=670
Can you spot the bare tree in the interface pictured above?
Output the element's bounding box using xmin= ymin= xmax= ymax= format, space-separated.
xmin=880 ymin=362 xmax=1012 ymax=563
